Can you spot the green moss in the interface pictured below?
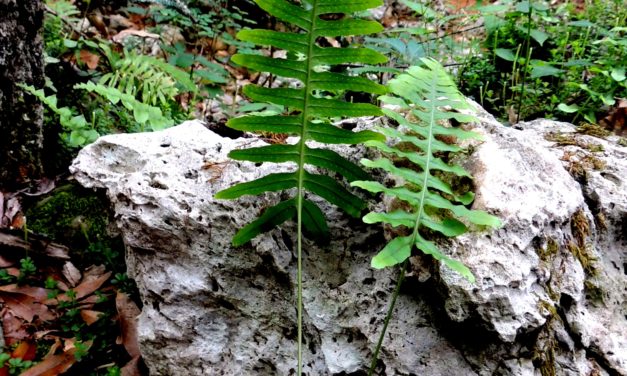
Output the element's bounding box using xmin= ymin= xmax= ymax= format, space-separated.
xmin=26 ymin=183 xmax=111 ymax=249
xmin=576 ymin=123 xmax=611 ymax=138
xmin=619 ymin=138 xmax=627 ymax=147
xmin=583 ymin=279 xmax=605 ymax=303
xmin=545 ymin=131 xmax=578 ymax=146
xmin=537 ymin=238 xmax=560 ymax=262
xmin=533 ymin=301 xmax=559 ymax=376
xmin=567 ymin=241 xmax=598 ymax=276
xmin=570 ymin=209 xmax=590 ymax=247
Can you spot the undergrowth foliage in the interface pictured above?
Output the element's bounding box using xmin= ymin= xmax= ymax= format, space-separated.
xmin=354 ymin=58 xmax=501 ymax=278
xmin=214 ymin=0 xmax=387 ymax=372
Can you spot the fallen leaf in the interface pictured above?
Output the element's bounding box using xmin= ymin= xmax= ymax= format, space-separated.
xmin=0 ymin=256 xmax=14 ymax=268
xmin=48 ymin=271 xmax=111 ymax=304
xmin=20 ymin=350 xmax=78 ymax=376
xmin=19 ymin=178 xmax=56 ymax=197
xmin=11 ymin=340 xmax=36 ymax=361
xmin=79 ymin=49 xmax=100 ymax=70
xmin=121 ymin=356 xmax=142 ymax=376
xmin=10 ymin=212 xmax=25 ymax=229
xmin=2 ymin=310 xmax=29 ymax=342
xmin=0 ymin=284 xmax=51 ymax=302
xmin=0 ymin=292 xmax=55 ymax=322
xmin=0 ymin=192 xmax=4 ymax=227
xmin=62 ymin=262 xmax=82 ymax=287
xmin=116 ymin=292 xmax=141 ymax=358
xmin=80 ymin=309 xmax=103 ymax=325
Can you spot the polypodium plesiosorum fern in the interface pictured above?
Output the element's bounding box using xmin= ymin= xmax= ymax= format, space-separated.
xmin=353 ymin=58 xmax=501 ymax=276
xmin=214 ymin=0 xmax=387 ymax=373
xmin=351 ymin=58 xmax=501 ymax=374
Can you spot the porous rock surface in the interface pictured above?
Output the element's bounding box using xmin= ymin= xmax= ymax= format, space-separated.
xmin=71 ymin=109 xmax=626 ymax=375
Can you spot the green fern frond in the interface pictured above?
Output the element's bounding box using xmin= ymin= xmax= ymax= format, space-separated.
xmin=76 ymin=82 xmax=174 ymax=132
xmin=352 ymin=58 xmax=501 ymax=282
xmin=19 ymin=84 xmax=99 ymax=147
xmin=216 ymin=0 xmax=388 ymax=245
xmin=100 ymin=53 xmax=196 ymax=106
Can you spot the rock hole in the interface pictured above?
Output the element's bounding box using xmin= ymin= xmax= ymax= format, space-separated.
xmin=283 ymin=326 xmax=296 ymax=340
xmin=308 ymin=340 xmax=316 ymax=354
xmin=160 ymin=142 xmax=171 ymax=147
xmin=150 ymin=181 xmax=168 ymax=190
xmin=184 ymin=170 xmax=198 ymax=179
xmin=210 ymin=276 xmax=220 ymax=292
xmin=623 ymin=263 xmax=626 ymax=275
xmin=362 ymin=277 xmax=375 ymax=285
xmin=560 ymin=293 xmax=574 ymax=311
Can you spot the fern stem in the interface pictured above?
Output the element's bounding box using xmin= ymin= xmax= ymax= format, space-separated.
xmin=294 ymin=1 xmax=321 ymax=374
xmin=367 ymin=261 xmax=407 ymax=376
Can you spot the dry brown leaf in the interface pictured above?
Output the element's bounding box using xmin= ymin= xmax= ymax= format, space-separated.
xmin=10 ymin=212 xmax=25 ymax=229
xmin=79 ymin=49 xmax=100 ymax=70
xmin=0 ymin=284 xmax=51 ymax=302
xmin=0 ymin=292 xmax=55 ymax=322
xmin=5 ymin=267 xmax=20 ymax=278
xmin=19 ymin=340 xmax=91 ymax=376
xmin=0 ymin=256 xmax=14 ymax=268
xmin=116 ymin=291 xmax=141 ymax=358
xmin=80 ymin=309 xmax=103 ymax=325
xmin=49 ymin=271 xmax=111 ymax=304
xmin=2 ymin=310 xmax=29 ymax=342
xmin=121 ymin=356 xmax=142 ymax=376
xmin=62 ymin=261 xmax=82 ymax=287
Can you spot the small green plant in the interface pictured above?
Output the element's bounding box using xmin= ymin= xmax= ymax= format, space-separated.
xmin=352 ymin=59 xmax=501 ymax=373
xmin=215 ymin=0 xmax=388 ymax=373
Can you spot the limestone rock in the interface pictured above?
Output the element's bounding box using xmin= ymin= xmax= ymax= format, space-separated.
xmin=71 ymin=113 xmax=627 ymax=375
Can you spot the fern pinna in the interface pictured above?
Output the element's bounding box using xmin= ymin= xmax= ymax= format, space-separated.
xmin=214 ymin=0 xmax=387 ymax=372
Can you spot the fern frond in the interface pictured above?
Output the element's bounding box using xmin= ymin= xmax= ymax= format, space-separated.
xmin=352 ymin=58 xmax=501 ymax=281
xmin=76 ymin=82 xmax=174 ymax=132
xmin=19 ymin=84 xmax=98 ymax=147
xmin=216 ymin=0 xmax=388 ymax=244
xmin=100 ymin=53 xmax=196 ymax=106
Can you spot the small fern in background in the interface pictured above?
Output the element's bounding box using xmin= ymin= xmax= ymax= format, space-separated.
xmin=100 ymin=52 xmax=197 ymax=107
xmin=351 ymin=58 xmax=500 ymax=374
xmin=214 ymin=0 xmax=387 ymax=372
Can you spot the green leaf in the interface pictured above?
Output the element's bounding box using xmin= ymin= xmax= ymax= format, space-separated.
xmin=232 ymin=199 xmax=297 ymax=246
xmin=530 ymin=61 xmax=563 ymax=78
xmin=611 ymin=67 xmax=626 ymax=82
xmin=303 ymin=172 xmax=366 ymax=217
xmin=557 ymin=103 xmax=579 ymax=113
xmin=215 ymin=172 xmax=298 ymax=199
xmin=495 ymin=48 xmax=517 ymax=62
xmin=302 ymin=199 xmax=329 ymax=243
xmin=371 ymin=236 xmax=412 ymax=268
